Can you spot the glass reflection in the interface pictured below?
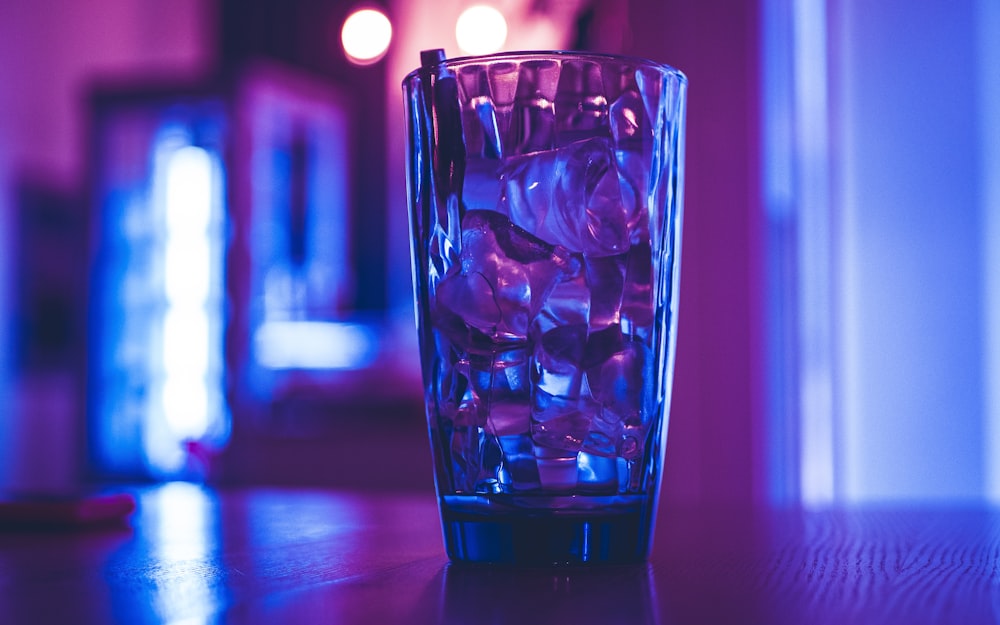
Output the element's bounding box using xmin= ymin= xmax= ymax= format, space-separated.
xmin=436 ymin=562 xmax=660 ymax=625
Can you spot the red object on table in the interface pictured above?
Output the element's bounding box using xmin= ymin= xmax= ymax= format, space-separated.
xmin=0 ymin=492 xmax=136 ymax=527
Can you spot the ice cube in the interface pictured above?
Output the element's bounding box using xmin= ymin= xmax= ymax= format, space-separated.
xmin=582 ymin=324 xmax=626 ymax=369
xmin=581 ymin=406 xmax=624 ymax=458
xmin=464 ymin=348 xmax=537 ymax=492
xmin=437 ymin=270 xmax=501 ymax=334
xmin=497 ymin=433 xmax=540 ymax=491
xmin=615 ymin=150 xmax=647 ymax=240
xmin=621 ymin=242 xmax=654 ymax=328
xmin=533 ymin=446 xmax=579 ymax=491
xmin=484 ymin=393 xmax=531 ymax=438
xmin=499 ymin=137 xmax=630 ymax=256
xmin=580 ymin=329 xmax=653 ymax=458
xmin=436 ymin=209 xmax=579 ymax=343
xmin=577 ymin=451 xmax=618 ymax=493
xmin=432 ymin=354 xmax=486 ymax=492
xmin=431 ymin=305 xmax=505 ymax=356
xmin=469 ymin=348 xmax=531 ymax=437
xmin=588 ymin=335 xmax=651 ymax=420
xmin=608 ymin=81 xmax=656 ymax=238
xmin=609 ymin=87 xmax=650 ymax=145
xmin=584 ymin=254 xmax=626 ymax=329
xmin=531 ymin=278 xmax=588 ymax=399
xmin=534 ymin=324 xmax=588 ymax=383
xmin=433 ymin=350 xmax=480 ymax=423
xmin=532 ymin=269 xmax=590 ymax=341
xmin=530 ymin=388 xmax=592 ymax=453
xmin=462 ymin=209 xmax=571 ymax=267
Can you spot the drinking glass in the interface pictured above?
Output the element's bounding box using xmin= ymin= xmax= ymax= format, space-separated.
xmin=403 ymin=50 xmax=686 ymax=564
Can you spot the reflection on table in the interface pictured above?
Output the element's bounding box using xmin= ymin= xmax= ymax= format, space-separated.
xmin=0 ymin=483 xmax=998 ymax=624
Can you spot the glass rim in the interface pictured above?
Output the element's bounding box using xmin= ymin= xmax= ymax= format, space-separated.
xmin=402 ymin=49 xmax=687 ymax=86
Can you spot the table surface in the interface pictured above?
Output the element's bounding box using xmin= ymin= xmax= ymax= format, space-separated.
xmin=1 ymin=484 xmax=998 ymax=625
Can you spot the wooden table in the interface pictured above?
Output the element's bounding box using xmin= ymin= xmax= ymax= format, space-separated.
xmin=1 ymin=483 xmax=997 ymax=624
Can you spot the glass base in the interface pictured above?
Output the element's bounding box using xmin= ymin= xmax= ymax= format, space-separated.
xmin=440 ymin=495 xmax=654 ymax=564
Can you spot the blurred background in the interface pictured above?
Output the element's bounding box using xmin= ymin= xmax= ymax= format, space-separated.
xmin=0 ymin=0 xmax=996 ymax=505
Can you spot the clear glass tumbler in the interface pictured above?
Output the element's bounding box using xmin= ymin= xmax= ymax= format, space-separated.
xmin=403 ymin=50 xmax=687 ymax=564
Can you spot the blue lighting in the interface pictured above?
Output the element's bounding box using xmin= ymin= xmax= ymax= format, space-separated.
xmin=762 ymin=0 xmax=835 ymax=504
xmin=91 ymin=102 xmax=230 ymax=479
xmin=145 ymin=141 xmax=228 ymax=473
xmin=253 ymin=320 xmax=377 ymax=370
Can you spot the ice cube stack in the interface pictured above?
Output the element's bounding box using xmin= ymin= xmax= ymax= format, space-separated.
xmin=423 ymin=57 xmax=676 ymax=495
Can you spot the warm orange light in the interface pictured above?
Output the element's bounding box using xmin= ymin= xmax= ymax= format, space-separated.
xmin=341 ymin=8 xmax=392 ymax=65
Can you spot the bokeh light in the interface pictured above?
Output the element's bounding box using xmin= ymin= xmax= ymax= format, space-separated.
xmin=341 ymin=8 xmax=392 ymax=65
xmin=455 ymin=5 xmax=507 ymax=56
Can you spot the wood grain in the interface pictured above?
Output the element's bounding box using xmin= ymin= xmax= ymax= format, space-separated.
xmin=1 ymin=486 xmax=998 ymax=624
xmin=654 ymin=505 xmax=1000 ymax=625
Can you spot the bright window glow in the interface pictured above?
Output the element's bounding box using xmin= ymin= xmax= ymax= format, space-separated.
xmin=456 ymin=5 xmax=507 ymax=55
xmin=142 ymin=141 xmax=228 ymax=475
xmin=254 ymin=321 xmax=377 ymax=369
xmin=984 ymin=0 xmax=1000 ymax=500
xmin=162 ymin=146 xmax=215 ymax=443
xmin=341 ymin=8 xmax=393 ymax=65
xmin=791 ymin=0 xmax=835 ymax=505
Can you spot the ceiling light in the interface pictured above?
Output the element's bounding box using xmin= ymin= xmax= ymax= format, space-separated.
xmin=341 ymin=8 xmax=393 ymax=65
xmin=456 ymin=5 xmax=507 ymax=56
